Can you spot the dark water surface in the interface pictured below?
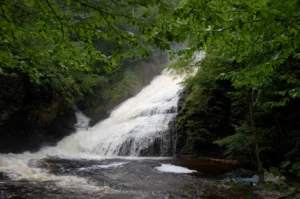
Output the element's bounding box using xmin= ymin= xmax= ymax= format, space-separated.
xmin=0 ymin=157 xmax=260 ymax=199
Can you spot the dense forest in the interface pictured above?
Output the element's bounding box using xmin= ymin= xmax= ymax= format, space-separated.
xmin=0 ymin=0 xmax=299 ymax=192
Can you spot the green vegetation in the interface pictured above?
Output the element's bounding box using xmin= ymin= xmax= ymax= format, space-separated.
xmin=164 ymin=0 xmax=300 ymax=184
xmin=0 ymin=0 xmax=172 ymax=106
xmin=0 ymin=0 xmax=172 ymax=151
xmin=1 ymin=0 xmax=299 ymax=189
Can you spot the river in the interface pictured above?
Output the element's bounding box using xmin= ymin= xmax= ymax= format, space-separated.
xmin=1 ymin=155 xmax=257 ymax=198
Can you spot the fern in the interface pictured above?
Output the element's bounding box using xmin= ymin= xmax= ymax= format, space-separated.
xmin=214 ymin=133 xmax=253 ymax=158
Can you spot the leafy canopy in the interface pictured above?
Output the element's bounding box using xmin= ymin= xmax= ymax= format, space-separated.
xmin=165 ymin=0 xmax=300 ymax=103
xmin=0 ymin=0 xmax=174 ymax=104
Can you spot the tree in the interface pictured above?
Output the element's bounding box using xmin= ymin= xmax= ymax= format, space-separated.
xmin=0 ymin=0 xmax=174 ymax=105
xmin=162 ymin=0 xmax=300 ymax=182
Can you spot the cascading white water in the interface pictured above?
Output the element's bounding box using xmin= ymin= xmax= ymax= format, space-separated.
xmin=0 ymin=52 xmax=205 ymax=194
xmin=0 ymin=68 xmax=185 ymax=189
xmin=74 ymin=110 xmax=91 ymax=130
xmin=50 ymin=69 xmax=184 ymax=157
xmin=0 ymin=69 xmax=184 ymax=192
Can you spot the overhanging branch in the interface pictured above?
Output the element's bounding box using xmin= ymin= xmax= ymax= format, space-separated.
xmin=45 ymin=0 xmax=64 ymax=45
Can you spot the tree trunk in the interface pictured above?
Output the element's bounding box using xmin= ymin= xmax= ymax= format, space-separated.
xmin=248 ymin=89 xmax=264 ymax=182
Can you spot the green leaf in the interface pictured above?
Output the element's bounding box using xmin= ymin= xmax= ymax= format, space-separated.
xmin=280 ymin=161 xmax=290 ymax=169
xmin=237 ymin=182 xmax=244 ymax=190
xmin=229 ymin=180 xmax=235 ymax=186
xmin=214 ymin=180 xmax=221 ymax=185
xmin=264 ymin=183 xmax=272 ymax=190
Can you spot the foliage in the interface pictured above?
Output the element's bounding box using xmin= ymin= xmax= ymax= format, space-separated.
xmin=176 ymin=47 xmax=300 ymax=169
xmin=175 ymin=50 xmax=236 ymax=154
xmin=164 ymin=0 xmax=300 ymax=105
xmin=101 ymin=59 xmax=159 ymax=102
xmin=0 ymin=0 xmax=175 ymax=106
xmin=214 ymin=132 xmax=253 ymax=159
xmin=167 ymin=57 xmax=193 ymax=73
xmin=159 ymin=0 xmax=300 ymax=183
xmin=79 ymin=51 xmax=167 ymax=124
xmin=1 ymin=0 xmax=299 ymax=180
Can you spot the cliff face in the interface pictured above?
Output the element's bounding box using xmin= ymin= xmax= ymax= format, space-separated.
xmin=0 ymin=73 xmax=26 ymax=126
xmin=174 ymin=80 xmax=234 ymax=158
xmin=0 ymin=72 xmax=76 ymax=153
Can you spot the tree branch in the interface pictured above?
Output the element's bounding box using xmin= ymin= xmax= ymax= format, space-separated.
xmin=45 ymin=0 xmax=64 ymax=45
xmin=0 ymin=4 xmax=10 ymax=22
xmin=3 ymin=0 xmax=36 ymax=19
xmin=73 ymin=0 xmax=120 ymax=35
xmin=0 ymin=4 xmax=17 ymax=41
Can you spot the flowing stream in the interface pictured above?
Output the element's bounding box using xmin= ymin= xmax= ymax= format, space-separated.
xmin=0 ymin=53 xmax=258 ymax=198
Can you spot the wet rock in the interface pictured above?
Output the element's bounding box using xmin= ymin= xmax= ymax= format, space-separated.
xmin=139 ymin=137 xmax=163 ymax=156
xmin=174 ymin=82 xmax=233 ymax=158
xmin=264 ymin=173 xmax=286 ymax=184
xmin=0 ymin=73 xmax=26 ymax=125
xmin=173 ymin=89 xmax=187 ymax=154
xmin=0 ymin=72 xmax=76 ymax=153
xmin=26 ymin=102 xmax=59 ymax=127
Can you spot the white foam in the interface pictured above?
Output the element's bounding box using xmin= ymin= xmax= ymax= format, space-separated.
xmin=52 ymin=69 xmax=183 ymax=156
xmin=155 ymin=164 xmax=197 ymax=173
xmin=0 ymin=154 xmax=118 ymax=194
xmin=75 ymin=111 xmax=90 ymax=130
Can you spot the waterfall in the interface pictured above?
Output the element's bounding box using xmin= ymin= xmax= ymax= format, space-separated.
xmin=42 ymin=51 xmax=206 ymax=157
xmin=50 ymin=69 xmax=184 ymax=157
xmin=0 ymin=53 xmax=206 ymax=195
xmin=0 ymin=68 xmax=185 ymax=188
xmin=74 ymin=111 xmax=90 ymax=131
